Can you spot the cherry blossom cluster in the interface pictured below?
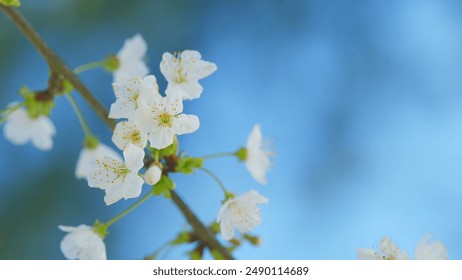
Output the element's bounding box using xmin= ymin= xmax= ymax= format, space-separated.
xmin=1 ymin=34 xmax=273 ymax=260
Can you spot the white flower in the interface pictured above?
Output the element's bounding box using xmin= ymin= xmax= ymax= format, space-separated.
xmin=75 ymin=142 xmax=121 ymax=180
xmin=357 ymin=236 xmax=408 ymax=260
xmin=112 ymin=120 xmax=148 ymax=150
xmin=414 ymin=234 xmax=448 ymax=260
xmin=88 ymin=143 xmax=145 ymax=205
xmin=244 ymin=124 xmax=273 ymax=185
xmin=113 ymin=34 xmax=149 ymax=83
xmin=133 ymin=91 xmax=199 ymax=149
xmin=144 ymin=164 xmax=162 ymax=185
xmin=3 ymin=107 xmax=55 ymax=151
xmin=109 ymin=75 xmax=158 ymax=119
xmin=217 ymin=190 xmax=269 ymax=241
xmin=58 ymin=224 xmax=106 ymax=260
xmin=357 ymin=235 xmax=448 ymax=260
xmin=160 ymin=50 xmax=217 ymax=100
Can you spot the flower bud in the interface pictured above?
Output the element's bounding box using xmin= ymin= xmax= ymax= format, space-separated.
xmin=145 ymin=164 xmax=162 ymax=185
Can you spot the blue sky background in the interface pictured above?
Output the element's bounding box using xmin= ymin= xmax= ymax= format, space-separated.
xmin=1 ymin=0 xmax=462 ymax=259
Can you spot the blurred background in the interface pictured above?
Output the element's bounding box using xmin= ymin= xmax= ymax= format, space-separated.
xmin=1 ymin=0 xmax=462 ymax=259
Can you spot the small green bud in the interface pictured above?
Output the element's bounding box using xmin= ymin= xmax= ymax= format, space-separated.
xmin=103 ymin=54 xmax=120 ymax=72
xmin=175 ymin=157 xmax=203 ymax=174
xmin=235 ymin=147 xmax=247 ymax=161
xmin=152 ymin=176 xmax=175 ymax=199
xmin=1 ymin=0 xmax=21 ymax=7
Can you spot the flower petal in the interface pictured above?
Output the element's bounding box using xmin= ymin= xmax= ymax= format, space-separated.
xmin=414 ymin=234 xmax=448 ymax=260
xmin=88 ymin=157 xmax=124 ymax=189
xmin=114 ymin=34 xmax=149 ymax=83
xmin=123 ymin=143 xmax=145 ymax=172
xmin=173 ymin=114 xmax=200 ymax=135
xmin=148 ymin=127 xmax=175 ymax=149
xmin=75 ymin=143 xmax=121 ymax=179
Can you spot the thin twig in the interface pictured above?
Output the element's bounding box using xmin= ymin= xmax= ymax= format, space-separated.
xmin=1 ymin=5 xmax=233 ymax=260
xmin=0 ymin=5 xmax=115 ymax=129
xmin=170 ymin=190 xmax=233 ymax=260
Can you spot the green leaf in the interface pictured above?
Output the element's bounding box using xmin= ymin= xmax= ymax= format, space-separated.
xmin=152 ymin=176 xmax=175 ymax=199
xmin=176 ymin=157 xmax=203 ymax=174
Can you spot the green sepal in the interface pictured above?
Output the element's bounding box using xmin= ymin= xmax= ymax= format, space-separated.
xmin=152 ymin=176 xmax=175 ymax=199
xmin=20 ymin=86 xmax=54 ymax=118
xmin=103 ymin=54 xmax=120 ymax=72
xmin=1 ymin=0 xmax=21 ymax=7
xmin=176 ymin=157 xmax=203 ymax=174
xmin=171 ymin=231 xmax=192 ymax=245
xmin=92 ymin=220 xmax=108 ymax=239
xmin=150 ymin=137 xmax=178 ymax=158
xmin=222 ymin=192 xmax=235 ymax=203
xmin=235 ymin=147 xmax=247 ymax=161
xmin=84 ymin=135 xmax=99 ymax=149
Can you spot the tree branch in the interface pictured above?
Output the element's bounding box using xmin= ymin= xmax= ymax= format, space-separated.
xmin=0 ymin=5 xmax=115 ymax=130
xmin=170 ymin=190 xmax=233 ymax=260
xmin=1 ymin=5 xmax=233 ymax=260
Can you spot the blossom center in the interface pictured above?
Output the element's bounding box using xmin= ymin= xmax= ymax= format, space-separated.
xmin=157 ymin=112 xmax=173 ymax=127
xmin=130 ymin=131 xmax=141 ymax=143
xmin=173 ymin=68 xmax=187 ymax=84
xmin=172 ymin=54 xmax=187 ymax=83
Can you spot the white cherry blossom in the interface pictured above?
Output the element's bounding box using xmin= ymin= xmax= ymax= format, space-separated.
xmin=3 ymin=107 xmax=55 ymax=151
xmin=245 ymin=124 xmax=273 ymax=185
xmin=58 ymin=224 xmax=106 ymax=260
xmin=357 ymin=236 xmax=408 ymax=260
xmin=109 ymin=75 xmax=158 ymax=119
xmin=217 ymin=189 xmax=269 ymax=241
xmin=75 ymin=142 xmax=121 ymax=180
xmin=357 ymin=235 xmax=448 ymax=260
xmin=113 ymin=34 xmax=149 ymax=83
xmin=160 ymin=50 xmax=217 ymax=100
xmin=133 ymin=91 xmax=199 ymax=149
xmin=112 ymin=120 xmax=147 ymax=150
xmin=88 ymin=143 xmax=145 ymax=205
xmin=414 ymin=234 xmax=448 ymax=260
